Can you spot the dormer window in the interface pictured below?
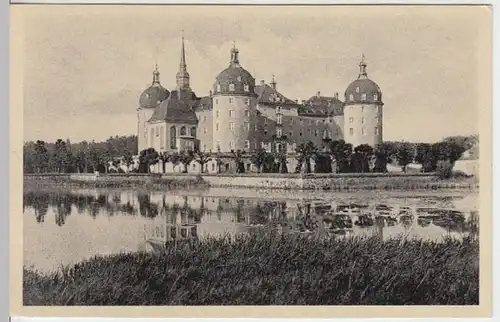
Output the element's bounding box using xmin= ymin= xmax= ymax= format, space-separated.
xmin=349 ymin=94 xmax=354 ymax=101
xmin=229 ymin=83 xmax=235 ymax=91
xmin=361 ymin=93 xmax=366 ymax=100
xmin=237 ymin=76 xmax=242 ymax=82
xmin=217 ymin=83 xmax=221 ymax=92
xmin=244 ymin=84 xmax=249 ymax=92
xmin=374 ymin=94 xmax=378 ymax=100
xmin=356 ymin=87 xmax=360 ymax=93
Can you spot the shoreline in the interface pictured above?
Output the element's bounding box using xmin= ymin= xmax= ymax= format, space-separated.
xmin=24 ymin=172 xmax=479 ymax=191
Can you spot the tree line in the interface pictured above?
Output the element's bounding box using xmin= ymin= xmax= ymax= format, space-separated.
xmin=23 ymin=135 xmax=138 ymax=174
xmin=23 ymin=134 xmax=477 ymax=176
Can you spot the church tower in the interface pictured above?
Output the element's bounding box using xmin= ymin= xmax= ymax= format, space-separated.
xmin=176 ymin=31 xmax=192 ymax=100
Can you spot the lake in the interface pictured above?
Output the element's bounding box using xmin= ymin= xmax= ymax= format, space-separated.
xmin=23 ymin=186 xmax=479 ymax=273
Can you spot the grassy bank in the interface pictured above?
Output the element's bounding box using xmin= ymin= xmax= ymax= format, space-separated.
xmin=24 ymin=233 xmax=479 ymax=305
xmin=23 ymin=174 xmax=209 ymax=191
xmin=23 ymin=172 xmax=478 ymax=191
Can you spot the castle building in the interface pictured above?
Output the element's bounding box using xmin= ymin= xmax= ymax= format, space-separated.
xmin=137 ymin=35 xmax=384 ymax=161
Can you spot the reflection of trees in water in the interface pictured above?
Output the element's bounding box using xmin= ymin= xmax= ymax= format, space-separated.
xmin=137 ymin=193 xmax=159 ymax=218
xmin=24 ymin=192 xmax=50 ymax=223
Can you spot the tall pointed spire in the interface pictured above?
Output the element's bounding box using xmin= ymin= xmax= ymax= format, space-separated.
xmin=176 ymin=29 xmax=191 ymax=92
xmin=179 ymin=29 xmax=186 ymax=72
xmin=358 ymin=53 xmax=368 ymax=79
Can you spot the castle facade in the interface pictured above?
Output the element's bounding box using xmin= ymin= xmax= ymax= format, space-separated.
xmin=136 ymin=35 xmax=384 ymax=160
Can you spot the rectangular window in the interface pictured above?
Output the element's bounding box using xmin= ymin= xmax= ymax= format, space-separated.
xmin=255 ymin=124 xmax=258 ymax=131
xmin=245 ymin=122 xmax=250 ymax=131
xmin=203 ymin=144 xmax=206 ymax=151
xmin=160 ymin=127 xmax=164 ymax=148
xmin=229 ymin=122 xmax=235 ymax=130
xmin=361 ymin=106 xmax=365 ymax=112
xmin=215 ymin=99 xmax=219 ymax=104
xmin=216 ymin=110 xmax=219 ymax=117
xmin=349 ymin=117 xmax=354 ymax=123
xmin=375 ymin=127 xmax=379 ymax=135
xmin=244 ymin=84 xmax=249 ymax=92
xmin=349 ymin=94 xmax=354 ymax=101
xmin=374 ymin=94 xmax=378 ymax=100
xmin=155 ymin=127 xmax=159 ymax=137
xmin=308 ymin=120 xmax=312 ymax=125
xmin=229 ymin=141 xmax=234 ymax=149
xmin=216 ymin=123 xmax=219 ymax=131
xmin=361 ymin=94 xmax=366 ymax=100
xmin=349 ymin=128 xmax=354 ymax=135
xmin=314 ymin=130 xmax=318 ymax=137
xmin=216 ymin=141 xmax=220 ymax=150
xmin=229 ymin=110 xmax=234 ymax=117
xmin=375 ymin=117 xmax=379 ymax=124
xmin=229 ymin=97 xmax=234 ymax=104
xmin=203 ymin=116 xmax=207 ymax=122
xmin=245 ymin=140 xmax=250 ymax=149
xmin=229 ymin=83 xmax=235 ymax=91
xmin=361 ymin=117 xmax=365 ymax=124
xmin=277 ymin=128 xmax=282 ymax=137
xmin=289 ymin=131 xmax=293 ymax=137
xmin=203 ymin=127 xmax=208 ymax=134
xmin=316 ymin=120 xmax=320 ymax=125
xmin=245 ymin=110 xmax=250 ymax=117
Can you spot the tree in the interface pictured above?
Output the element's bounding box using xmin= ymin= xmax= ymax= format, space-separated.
xmin=179 ymin=150 xmax=195 ymax=173
xmin=275 ymin=150 xmax=288 ymax=173
xmin=33 ymin=140 xmax=49 ymax=173
xmin=415 ymin=143 xmax=436 ymax=172
xmin=396 ymin=142 xmax=414 ymax=173
xmin=373 ymin=142 xmax=394 ymax=173
xmin=138 ymin=148 xmax=159 ymax=173
xmin=123 ymin=151 xmax=134 ymax=173
xmin=295 ymin=141 xmax=317 ymax=173
xmin=328 ymin=140 xmax=352 ymax=173
xmin=194 ymin=150 xmax=212 ymax=173
xmin=354 ymin=144 xmax=373 ymax=173
xmin=230 ymin=149 xmax=246 ymax=173
xmin=250 ymin=148 xmax=268 ymax=173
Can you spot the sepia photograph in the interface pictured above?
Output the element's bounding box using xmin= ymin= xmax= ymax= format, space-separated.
xmin=10 ymin=3 xmax=493 ymax=317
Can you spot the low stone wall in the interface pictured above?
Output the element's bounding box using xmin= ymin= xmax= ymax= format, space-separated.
xmin=24 ymin=172 xmax=477 ymax=191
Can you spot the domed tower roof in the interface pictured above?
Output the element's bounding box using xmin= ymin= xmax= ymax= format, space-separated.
xmin=344 ymin=54 xmax=383 ymax=105
xmin=213 ymin=42 xmax=257 ymax=97
xmin=139 ymin=64 xmax=170 ymax=108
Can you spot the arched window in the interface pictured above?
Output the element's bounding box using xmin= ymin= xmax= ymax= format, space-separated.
xmin=170 ymin=126 xmax=177 ymax=149
xmin=180 ymin=126 xmax=186 ymax=136
xmin=190 ymin=127 xmax=196 ymax=138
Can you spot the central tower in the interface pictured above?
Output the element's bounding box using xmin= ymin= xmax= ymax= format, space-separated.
xmin=212 ymin=43 xmax=258 ymax=152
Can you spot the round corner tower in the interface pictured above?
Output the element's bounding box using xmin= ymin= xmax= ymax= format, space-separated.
xmin=343 ymin=55 xmax=384 ymax=149
xmin=137 ymin=65 xmax=170 ymax=153
xmin=211 ymin=44 xmax=258 ymax=152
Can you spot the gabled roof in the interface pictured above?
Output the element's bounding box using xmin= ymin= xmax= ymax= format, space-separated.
xmin=459 ymin=145 xmax=479 ymax=161
xmin=193 ymin=96 xmax=213 ymax=111
xmin=148 ymin=95 xmax=198 ymax=124
xmin=254 ymin=84 xmax=300 ymax=107
xmin=300 ymin=95 xmax=344 ymax=117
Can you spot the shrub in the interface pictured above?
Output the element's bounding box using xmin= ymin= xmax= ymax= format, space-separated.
xmin=436 ymin=160 xmax=453 ymax=179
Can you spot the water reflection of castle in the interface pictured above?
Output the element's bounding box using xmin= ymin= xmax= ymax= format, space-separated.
xmin=23 ymin=189 xmax=478 ymax=249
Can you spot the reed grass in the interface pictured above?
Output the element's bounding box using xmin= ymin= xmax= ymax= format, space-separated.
xmin=23 ymin=233 xmax=479 ymax=306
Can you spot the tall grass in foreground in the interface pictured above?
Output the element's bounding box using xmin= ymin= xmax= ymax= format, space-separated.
xmin=24 ymin=233 xmax=479 ymax=306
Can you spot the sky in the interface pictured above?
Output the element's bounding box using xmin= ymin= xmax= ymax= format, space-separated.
xmin=20 ymin=5 xmax=487 ymax=143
